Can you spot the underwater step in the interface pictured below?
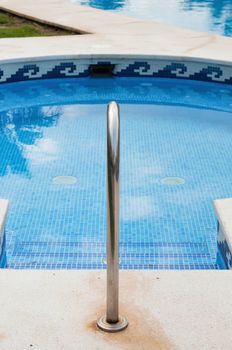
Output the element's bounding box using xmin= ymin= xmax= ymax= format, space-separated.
xmin=5 ymin=239 xmax=218 ymax=269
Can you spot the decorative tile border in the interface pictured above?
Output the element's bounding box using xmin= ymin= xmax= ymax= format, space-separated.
xmin=0 ymin=58 xmax=231 ymax=84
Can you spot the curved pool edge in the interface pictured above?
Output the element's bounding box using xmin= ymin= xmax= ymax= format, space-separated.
xmin=0 ymin=0 xmax=232 ymax=67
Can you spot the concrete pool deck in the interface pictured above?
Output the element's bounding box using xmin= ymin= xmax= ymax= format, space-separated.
xmin=1 ymin=269 xmax=232 ymax=350
xmin=0 ymin=0 xmax=232 ymax=64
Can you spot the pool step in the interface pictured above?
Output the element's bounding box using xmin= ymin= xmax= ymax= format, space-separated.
xmin=6 ymin=240 xmax=218 ymax=269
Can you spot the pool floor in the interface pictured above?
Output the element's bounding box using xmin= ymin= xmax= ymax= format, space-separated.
xmin=0 ymin=78 xmax=232 ymax=269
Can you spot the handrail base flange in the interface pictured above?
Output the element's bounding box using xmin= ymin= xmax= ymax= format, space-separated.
xmin=97 ymin=315 xmax=128 ymax=333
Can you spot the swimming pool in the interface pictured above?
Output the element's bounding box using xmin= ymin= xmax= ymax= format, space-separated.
xmin=75 ymin=0 xmax=232 ymax=37
xmin=0 ymin=77 xmax=231 ymax=269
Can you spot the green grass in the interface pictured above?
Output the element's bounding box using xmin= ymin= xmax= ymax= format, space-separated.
xmin=0 ymin=25 xmax=44 ymax=38
xmin=0 ymin=12 xmax=11 ymax=25
xmin=0 ymin=10 xmax=74 ymax=38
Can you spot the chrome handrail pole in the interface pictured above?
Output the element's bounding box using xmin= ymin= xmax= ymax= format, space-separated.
xmin=97 ymin=102 xmax=128 ymax=333
xmin=106 ymin=100 xmax=120 ymax=323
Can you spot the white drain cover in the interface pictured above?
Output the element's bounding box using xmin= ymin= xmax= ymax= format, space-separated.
xmin=161 ymin=177 xmax=185 ymax=186
xmin=52 ymin=176 xmax=77 ymax=185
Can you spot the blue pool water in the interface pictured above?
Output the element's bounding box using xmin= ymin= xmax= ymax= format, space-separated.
xmin=76 ymin=0 xmax=232 ymax=37
xmin=0 ymin=77 xmax=232 ymax=269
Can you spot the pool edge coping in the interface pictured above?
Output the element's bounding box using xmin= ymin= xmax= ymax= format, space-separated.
xmin=0 ymin=0 xmax=231 ymax=69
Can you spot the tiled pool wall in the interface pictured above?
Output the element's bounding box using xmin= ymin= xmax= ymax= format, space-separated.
xmin=217 ymin=225 xmax=232 ymax=269
xmin=0 ymin=235 xmax=6 ymax=268
xmin=0 ymin=58 xmax=231 ymax=84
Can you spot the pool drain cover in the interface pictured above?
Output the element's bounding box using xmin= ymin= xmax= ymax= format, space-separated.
xmin=161 ymin=177 xmax=185 ymax=186
xmin=52 ymin=176 xmax=77 ymax=185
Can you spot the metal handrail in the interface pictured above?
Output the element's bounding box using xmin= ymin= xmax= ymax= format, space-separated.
xmin=97 ymin=102 xmax=128 ymax=333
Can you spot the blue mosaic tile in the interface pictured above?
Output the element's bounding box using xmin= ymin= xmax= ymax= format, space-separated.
xmin=43 ymin=62 xmax=89 ymax=79
xmin=0 ymin=78 xmax=231 ymax=269
xmin=7 ymin=64 xmax=40 ymax=83
xmin=218 ymin=240 xmax=232 ymax=268
xmin=217 ymin=224 xmax=232 ymax=269
xmin=0 ymin=234 xmax=6 ymax=268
